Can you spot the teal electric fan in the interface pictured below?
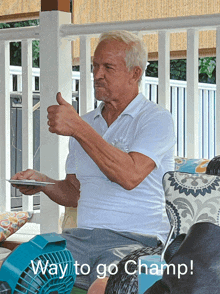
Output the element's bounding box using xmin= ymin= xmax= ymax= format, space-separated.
xmin=0 ymin=233 xmax=76 ymax=294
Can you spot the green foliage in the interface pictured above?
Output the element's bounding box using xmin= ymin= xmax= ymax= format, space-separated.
xmin=170 ymin=59 xmax=187 ymax=81
xmin=199 ymin=57 xmax=216 ymax=84
xmin=146 ymin=57 xmax=216 ymax=84
xmin=0 ymin=20 xmax=40 ymax=67
xmin=0 ymin=23 xmax=10 ymax=29
xmin=146 ymin=61 xmax=158 ymax=78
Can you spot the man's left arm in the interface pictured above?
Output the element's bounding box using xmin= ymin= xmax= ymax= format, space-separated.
xmin=47 ymin=93 xmax=172 ymax=190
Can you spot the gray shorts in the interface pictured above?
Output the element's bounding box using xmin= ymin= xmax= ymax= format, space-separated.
xmin=61 ymin=228 xmax=160 ymax=290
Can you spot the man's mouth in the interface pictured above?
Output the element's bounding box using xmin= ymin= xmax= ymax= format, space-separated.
xmin=94 ymin=82 xmax=105 ymax=88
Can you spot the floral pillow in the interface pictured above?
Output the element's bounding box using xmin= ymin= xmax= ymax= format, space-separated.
xmin=163 ymin=171 xmax=220 ymax=238
xmin=0 ymin=211 xmax=33 ymax=243
xmin=174 ymin=156 xmax=210 ymax=173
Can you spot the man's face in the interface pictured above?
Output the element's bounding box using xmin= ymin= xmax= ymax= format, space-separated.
xmin=93 ymin=39 xmax=133 ymax=102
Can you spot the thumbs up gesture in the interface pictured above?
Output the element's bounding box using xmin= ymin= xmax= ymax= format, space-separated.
xmin=47 ymin=92 xmax=81 ymax=137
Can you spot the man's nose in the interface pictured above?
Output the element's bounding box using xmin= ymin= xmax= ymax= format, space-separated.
xmin=93 ymin=65 xmax=104 ymax=79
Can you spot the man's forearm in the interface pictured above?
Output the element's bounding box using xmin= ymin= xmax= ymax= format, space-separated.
xmin=74 ymin=121 xmax=155 ymax=190
xmin=41 ymin=175 xmax=80 ymax=207
xmin=12 ymin=170 xmax=80 ymax=207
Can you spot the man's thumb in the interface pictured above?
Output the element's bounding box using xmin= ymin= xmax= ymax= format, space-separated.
xmin=56 ymin=92 xmax=69 ymax=106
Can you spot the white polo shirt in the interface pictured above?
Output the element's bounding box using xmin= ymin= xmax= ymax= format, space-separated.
xmin=66 ymin=93 xmax=176 ymax=243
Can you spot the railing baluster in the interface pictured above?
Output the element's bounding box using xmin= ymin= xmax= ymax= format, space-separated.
xmin=17 ymin=74 xmax=22 ymax=92
xmin=79 ymin=36 xmax=93 ymax=115
xmin=178 ymin=87 xmax=185 ymax=157
xmin=145 ymin=81 xmax=150 ymax=100
xmin=199 ymin=89 xmax=203 ymax=158
xmin=186 ymin=29 xmax=199 ymax=158
xmin=22 ymin=39 xmax=34 ymax=211
xmin=171 ymin=86 xmax=178 ymax=156
xmin=10 ymin=74 xmax=13 ymax=92
xmin=158 ymin=31 xmax=170 ymax=111
xmin=0 ymin=41 xmax=11 ymax=211
xmin=32 ymin=76 xmax=36 ymax=92
xmin=216 ymin=27 xmax=220 ymax=155
xmin=151 ymin=84 xmax=157 ymax=103
xmin=203 ymin=89 xmax=209 ymax=158
xmin=209 ymin=90 xmax=215 ymax=159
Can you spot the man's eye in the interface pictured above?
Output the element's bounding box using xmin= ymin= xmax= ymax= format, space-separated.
xmin=106 ymin=65 xmax=113 ymax=70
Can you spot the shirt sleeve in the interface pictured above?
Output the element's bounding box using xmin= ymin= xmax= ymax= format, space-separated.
xmin=129 ymin=110 xmax=176 ymax=169
xmin=65 ymin=137 xmax=77 ymax=174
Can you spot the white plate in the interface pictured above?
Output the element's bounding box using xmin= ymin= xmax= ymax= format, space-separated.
xmin=7 ymin=179 xmax=55 ymax=187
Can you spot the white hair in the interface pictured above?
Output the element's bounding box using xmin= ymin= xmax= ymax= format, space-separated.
xmin=98 ymin=30 xmax=148 ymax=83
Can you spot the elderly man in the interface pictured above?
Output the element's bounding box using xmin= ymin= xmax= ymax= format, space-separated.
xmin=12 ymin=30 xmax=176 ymax=293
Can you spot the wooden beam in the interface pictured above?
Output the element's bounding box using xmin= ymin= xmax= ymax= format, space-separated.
xmin=148 ymin=48 xmax=216 ymax=61
xmin=0 ymin=12 xmax=39 ymax=23
xmin=41 ymin=0 xmax=70 ymax=12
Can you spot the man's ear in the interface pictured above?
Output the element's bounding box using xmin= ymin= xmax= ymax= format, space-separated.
xmin=130 ymin=66 xmax=143 ymax=84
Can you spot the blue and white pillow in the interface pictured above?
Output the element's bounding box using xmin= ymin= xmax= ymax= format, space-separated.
xmin=163 ymin=171 xmax=220 ymax=237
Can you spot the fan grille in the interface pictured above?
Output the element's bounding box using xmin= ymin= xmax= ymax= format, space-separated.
xmin=14 ymin=250 xmax=75 ymax=294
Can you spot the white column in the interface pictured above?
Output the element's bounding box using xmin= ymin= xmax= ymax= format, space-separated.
xmin=79 ymin=36 xmax=93 ymax=115
xmin=186 ymin=29 xmax=199 ymax=158
xmin=0 ymin=41 xmax=11 ymax=211
xmin=40 ymin=11 xmax=72 ymax=233
xmin=22 ymin=39 xmax=34 ymax=211
xmin=216 ymin=27 xmax=220 ymax=155
xmin=158 ymin=31 xmax=170 ymax=111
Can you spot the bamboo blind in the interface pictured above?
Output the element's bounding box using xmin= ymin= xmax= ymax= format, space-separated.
xmin=72 ymin=0 xmax=220 ymax=61
xmin=0 ymin=0 xmax=40 ymax=21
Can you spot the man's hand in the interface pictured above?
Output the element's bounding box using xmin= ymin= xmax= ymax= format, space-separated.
xmin=47 ymin=92 xmax=82 ymax=137
xmin=11 ymin=169 xmax=48 ymax=195
xmin=11 ymin=171 xmax=80 ymax=207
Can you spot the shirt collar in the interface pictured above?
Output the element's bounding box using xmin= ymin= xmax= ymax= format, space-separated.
xmin=93 ymin=102 xmax=105 ymax=119
xmin=93 ymin=93 xmax=146 ymax=120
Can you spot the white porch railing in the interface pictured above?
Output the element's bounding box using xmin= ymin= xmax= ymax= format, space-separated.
xmin=1 ymin=12 xmax=220 ymax=234
xmin=10 ymin=66 xmax=216 ymax=160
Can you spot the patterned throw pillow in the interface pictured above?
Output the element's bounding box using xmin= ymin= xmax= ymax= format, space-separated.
xmin=174 ymin=156 xmax=210 ymax=173
xmin=163 ymin=171 xmax=220 ymax=238
xmin=0 ymin=211 xmax=33 ymax=243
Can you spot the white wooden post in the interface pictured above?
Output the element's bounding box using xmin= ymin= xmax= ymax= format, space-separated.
xmin=216 ymin=27 xmax=220 ymax=155
xmin=0 ymin=41 xmax=11 ymax=211
xmin=79 ymin=36 xmax=93 ymax=115
xmin=186 ymin=29 xmax=199 ymax=158
xmin=158 ymin=31 xmax=170 ymax=111
xmin=40 ymin=10 xmax=72 ymax=233
xmin=22 ymin=39 xmax=34 ymax=211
